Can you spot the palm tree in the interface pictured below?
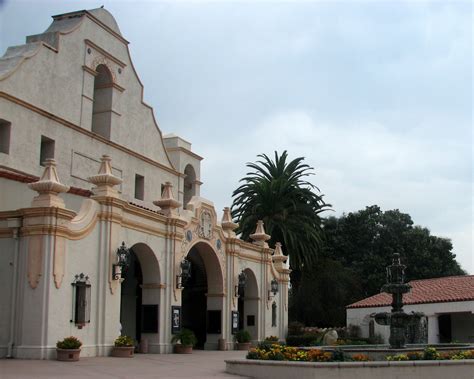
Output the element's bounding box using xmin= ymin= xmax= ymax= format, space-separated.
xmin=231 ymin=151 xmax=331 ymax=273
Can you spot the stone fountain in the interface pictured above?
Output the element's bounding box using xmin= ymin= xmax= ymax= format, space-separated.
xmin=373 ymin=253 xmax=424 ymax=348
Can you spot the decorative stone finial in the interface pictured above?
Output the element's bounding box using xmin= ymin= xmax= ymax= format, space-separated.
xmin=273 ymin=242 xmax=288 ymax=264
xmin=221 ymin=207 xmax=238 ymax=237
xmin=250 ymin=220 xmax=271 ymax=247
xmin=88 ymin=155 xmax=122 ymax=198
xmin=153 ymin=181 xmax=181 ymax=216
xmin=29 ymin=158 xmax=70 ymax=208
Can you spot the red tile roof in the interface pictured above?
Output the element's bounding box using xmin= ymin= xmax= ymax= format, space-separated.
xmin=347 ymin=275 xmax=474 ymax=309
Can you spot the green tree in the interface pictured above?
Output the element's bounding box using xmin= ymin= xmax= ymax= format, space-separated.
xmin=231 ymin=151 xmax=330 ymax=277
xmin=291 ymin=205 xmax=465 ymax=326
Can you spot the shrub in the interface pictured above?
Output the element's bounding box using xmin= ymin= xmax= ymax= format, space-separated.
xmin=235 ymin=329 xmax=251 ymax=343
xmin=265 ymin=335 xmax=279 ymax=342
xmin=286 ymin=333 xmax=322 ymax=347
xmin=171 ymin=329 xmax=197 ymax=347
xmin=114 ymin=335 xmax=134 ymax=347
xmin=423 ymin=347 xmax=440 ymax=360
xmin=56 ymin=336 xmax=82 ymax=350
xmin=287 ymin=321 xmax=305 ymax=336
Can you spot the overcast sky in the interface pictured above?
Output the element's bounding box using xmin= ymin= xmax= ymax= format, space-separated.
xmin=1 ymin=0 xmax=472 ymax=273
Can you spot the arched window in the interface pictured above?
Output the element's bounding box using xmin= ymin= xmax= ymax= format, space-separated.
xmin=91 ymin=64 xmax=113 ymax=139
xmin=183 ymin=164 xmax=196 ymax=208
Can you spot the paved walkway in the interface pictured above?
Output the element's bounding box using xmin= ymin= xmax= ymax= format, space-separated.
xmin=0 ymin=350 xmax=249 ymax=379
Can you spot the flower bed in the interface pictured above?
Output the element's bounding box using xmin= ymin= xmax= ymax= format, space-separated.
xmin=247 ymin=343 xmax=474 ymax=363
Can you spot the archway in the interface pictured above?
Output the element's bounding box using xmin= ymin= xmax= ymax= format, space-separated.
xmin=181 ymin=241 xmax=224 ymax=349
xmin=120 ymin=243 xmax=161 ymax=349
xmin=237 ymin=268 xmax=259 ymax=340
xmin=183 ymin=164 xmax=196 ymax=209
xmin=92 ymin=64 xmax=113 ymax=139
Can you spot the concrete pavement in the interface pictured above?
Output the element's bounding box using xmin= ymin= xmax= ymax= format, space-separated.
xmin=0 ymin=350 xmax=249 ymax=379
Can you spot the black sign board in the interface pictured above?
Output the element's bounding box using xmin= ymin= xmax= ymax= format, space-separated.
xmin=141 ymin=304 xmax=158 ymax=333
xmin=231 ymin=311 xmax=239 ymax=334
xmin=171 ymin=306 xmax=181 ymax=334
xmin=247 ymin=315 xmax=255 ymax=327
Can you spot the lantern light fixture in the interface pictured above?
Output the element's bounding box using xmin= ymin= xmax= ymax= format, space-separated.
xmin=268 ymin=279 xmax=279 ymax=300
xmin=113 ymin=242 xmax=130 ymax=280
xmin=235 ymin=271 xmax=247 ymax=297
xmin=176 ymin=258 xmax=192 ymax=289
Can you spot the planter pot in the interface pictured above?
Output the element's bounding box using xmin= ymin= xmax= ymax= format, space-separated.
xmin=236 ymin=342 xmax=251 ymax=351
xmin=174 ymin=344 xmax=193 ymax=354
xmin=112 ymin=346 xmax=135 ymax=357
xmin=56 ymin=348 xmax=81 ymax=362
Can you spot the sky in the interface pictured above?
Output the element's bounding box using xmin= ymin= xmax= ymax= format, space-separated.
xmin=0 ymin=0 xmax=472 ymax=273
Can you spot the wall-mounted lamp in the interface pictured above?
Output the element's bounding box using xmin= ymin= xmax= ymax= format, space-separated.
xmin=113 ymin=242 xmax=130 ymax=280
xmin=268 ymin=279 xmax=279 ymax=300
xmin=176 ymin=258 xmax=192 ymax=289
xmin=235 ymin=271 xmax=247 ymax=297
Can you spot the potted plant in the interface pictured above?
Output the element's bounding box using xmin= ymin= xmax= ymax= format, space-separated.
xmin=56 ymin=336 xmax=82 ymax=361
xmin=235 ymin=329 xmax=252 ymax=350
xmin=171 ymin=328 xmax=197 ymax=354
xmin=112 ymin=335 xmax=135 ymax=357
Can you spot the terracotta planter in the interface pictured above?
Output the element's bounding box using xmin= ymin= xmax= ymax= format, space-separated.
xmin=174 ymin=344 xmax=193 ymax=354
xmin=112 ymin=346 xmax=135 ymax=357
xmin=236 ymin=342 xmax=251 ymax=351
xmin=56 ymin=348 xmax=81 ymax=362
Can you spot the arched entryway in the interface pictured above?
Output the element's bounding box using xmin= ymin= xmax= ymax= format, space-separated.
xmin=120 ymin=243 xmax=161 ymax=349
xmin=182 ymin=241 xmax=224 ymax=349
xmin=238 ymin=268 xmax=259 ymax=341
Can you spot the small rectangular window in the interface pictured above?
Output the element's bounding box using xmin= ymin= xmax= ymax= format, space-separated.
xmin=135 ymin=174 xmax=144 ymax=200
xmin=0 ymin=119 xmax=11 ymax=154
xmin=40 ymin=135 xmax=55 ymax=166
xmin=71 ymin=273 xmax=91 ymax=328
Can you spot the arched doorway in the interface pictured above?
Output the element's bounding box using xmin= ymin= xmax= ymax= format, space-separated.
xmin=120 ymin=243 xmax=161 ymax=348
xmin=181 ymin=241 xmax=224 ymax=349
xmin=237 ymin=268 xmax=259 ymax=340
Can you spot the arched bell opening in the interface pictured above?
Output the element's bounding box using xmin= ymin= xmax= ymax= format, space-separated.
xmin=181 ymin=241 xmax=224 ymax=349
xmin=91 ymin=64 xmax=113 ymax=139
xmin=120 ymin=243 xmax=161 ymax=351
xmin=237 ymin=268 xmax=259 ymax=341
xmin=183 ymin=164 xmax=196 ymax=209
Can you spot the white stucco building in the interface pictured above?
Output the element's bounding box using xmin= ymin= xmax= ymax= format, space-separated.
xmin=346 ymin=275 xmax=474 ymax=344
xmin=0 ymin=8 xmax=289 ymax=359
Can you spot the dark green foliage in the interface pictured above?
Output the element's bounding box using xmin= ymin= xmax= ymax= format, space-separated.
xmin=234 ymin=329 xmax=252 ymax=343
xmin=171 ymin=328 xmax=197 ymax=347
xmin=56 ymin=336 xmax=82 ymax=349
xmin=231 ymin=151 xmax=330 ymax=273
xmin=286 ymin=333 xmax=322 ymax=347
xmin=290 ymin=205 xmax=465 ymax=326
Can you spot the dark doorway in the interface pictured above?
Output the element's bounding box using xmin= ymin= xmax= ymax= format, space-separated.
xmin=238 ymin=296 xmax=244 ymax=330
xmin=182 ymin=247 xmax=207 ymax=349
xmin=438 ymin=314 xmax=452 ymax=343
xmin=120 ymin=250 xmax=143 ymax=342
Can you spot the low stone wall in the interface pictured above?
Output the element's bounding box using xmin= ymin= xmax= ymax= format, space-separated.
xmin=225 ymin=359 xmax=474 ymax=379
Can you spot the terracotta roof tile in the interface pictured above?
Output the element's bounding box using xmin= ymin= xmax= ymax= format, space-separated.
xmin=347 ymin=275 xmax=474 ymax=309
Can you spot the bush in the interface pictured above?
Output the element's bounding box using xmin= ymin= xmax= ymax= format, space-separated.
xmin=56 ymin=336 xmax=82 ymax=350
xmin=287 ymin=321 xmax=305 ymax=336
xmin=235 ymin=329 xmax=251 ymax=343
xmin=171 ymin=329 xmax=197 ymax=347
xmin=114 ymin=335 xmax=134 ymax=347
xmin=423 ymin=347 xmax=440 ymax=360
xmin=286 ymin=332 xmax=322 ymax=347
